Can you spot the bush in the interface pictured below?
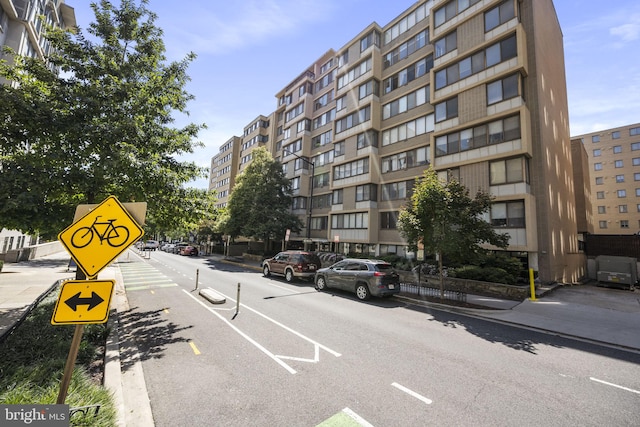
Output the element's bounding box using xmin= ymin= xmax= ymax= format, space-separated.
xmin=451 ymin=265 xmax=517 ymax=285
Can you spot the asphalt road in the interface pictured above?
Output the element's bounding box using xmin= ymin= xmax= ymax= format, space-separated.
xmin=118 ymin=251 xmax=640 ymax=427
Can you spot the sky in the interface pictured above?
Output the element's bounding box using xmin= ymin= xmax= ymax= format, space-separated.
xmin=68 ymin=0 xmax=640 ymax=189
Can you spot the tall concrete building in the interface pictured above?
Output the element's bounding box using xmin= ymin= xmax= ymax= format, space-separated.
xmin=210 ymin=0 xmax=585 ymax=284
xmin=1 ymin=0 xmax=76 ymax=255
xmin=573 ymin=123 xmax=640 ymax=235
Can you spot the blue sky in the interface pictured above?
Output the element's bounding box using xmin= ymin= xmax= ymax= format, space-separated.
xmin=69 ymin=0 xmax=640 ymax=189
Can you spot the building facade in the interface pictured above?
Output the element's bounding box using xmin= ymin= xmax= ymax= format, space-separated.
xmin=573 ymin=123 xmax=640 ymax=235
xmin=1 ymin=0 xmax=76 ymax=254
xmin=209 ymin=0 xmax=585 ymax=284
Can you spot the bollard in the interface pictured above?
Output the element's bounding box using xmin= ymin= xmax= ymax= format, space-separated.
xmin=195 ymin=269 xmax=199 ymax=290
xmin=235 ymin=283 xmax=241 ymax=317
xmin=529 ymin=268 xmax=537 ymax=301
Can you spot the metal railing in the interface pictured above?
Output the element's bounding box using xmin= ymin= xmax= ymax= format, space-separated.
xmin=399 ymin=283 xmax=467 ymax=303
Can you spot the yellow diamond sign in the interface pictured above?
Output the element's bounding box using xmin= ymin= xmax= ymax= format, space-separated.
xmin=58 ymin=196 xmax=144 ymax=278
xmin=51 ymin=280 xmax=115 ymax=325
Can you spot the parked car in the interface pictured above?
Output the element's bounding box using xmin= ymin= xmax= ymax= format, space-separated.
xmin=172 ymin=243 xmax=189 ymax=254
xmin=314 ymin=258 xmax=400 ymax=300
xmin=144 ymin=240 xmax=159 ymax=250
xmin=262 ymin=250 xmax=322 ymax=282
xmin=180 ymin=245 xmax=198 ymax=256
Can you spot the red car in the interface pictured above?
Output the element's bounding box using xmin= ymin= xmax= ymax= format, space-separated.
xmin=179 ymin=245 xmax=198 ymax=256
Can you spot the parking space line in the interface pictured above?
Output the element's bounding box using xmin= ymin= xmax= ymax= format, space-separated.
xmin=189 ymin=341 xmax=201 ymax=355
xmin=590 ymin=377 xmax=640 ymax=394
xmin=391 ymin=382 xmax=432 ymax=405
xmin=182 ymin=289 xmax=297 ymax=374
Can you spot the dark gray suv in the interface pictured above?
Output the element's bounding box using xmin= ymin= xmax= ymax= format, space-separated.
xmin=314 ymin=258 xmax=400 ymax=300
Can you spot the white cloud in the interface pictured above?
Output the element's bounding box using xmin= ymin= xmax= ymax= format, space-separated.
xmin=609 ymin=14 xmax=640 ymax=43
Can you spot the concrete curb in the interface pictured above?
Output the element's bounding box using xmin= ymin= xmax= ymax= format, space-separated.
xmin=199 ymin=288 xmax=226 ymax=304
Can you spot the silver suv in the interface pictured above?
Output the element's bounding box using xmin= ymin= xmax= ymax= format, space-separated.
xmin=314 ymin=259 xmax=400 ymax=300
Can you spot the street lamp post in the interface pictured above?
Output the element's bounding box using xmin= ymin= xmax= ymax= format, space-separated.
xmin=283 ymin=149 xmax=315 ymax=248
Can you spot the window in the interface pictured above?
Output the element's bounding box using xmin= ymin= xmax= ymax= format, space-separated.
xmin=612 ymin=131 xmax=621 ymax=139
xmin=384 ymin=3 xmax=428 ymax=44
xmin=381 ymin=181 xmax=414 ymax=200
xmin=615 ymin=160 xmax=624 ymax=168
xmin=487 ymin=74 xmax=519 ymax=105
xmin=434 ymin=0 xmax=482 ymax=27
xmin=435 ymin=97 xmax=458 ymax=122
xmin=335 ymin=106 xmax=371 ymax=134
xmin=380 ymin=212 xmax=398 ymax=229
xmin=382 ymin=114 xmax=434 ymax=146
xmin=359 ymin=79 xmax=379 ymax=99
xmin=357 ymin=131 xmax=378 ymax=149
xmin=312 ymin=194 xmax=332 ymax=209
xmin=382 ymin=148 xmax=429 ymax=173
xmin=490 ymin=157 xmax=527 ymax=185
xmin=310 ymin=217 xmax=328 ymax=230
xmin=314 ymin=90 xmax=334 ymax=110
xmin=485 ymin=0 xmax=516 ymax=32
xmin=597 ymin=206 xmax=606 ymax=214
xmin=312 ymin=130 xmax=332 ymax=148
xmin=435 ymin=115 xmax=521 ymax=156
xmin=356 ymin=184 xmax=377 ymax=201
xmin=630 ymin=127 xmax=640 ymax=136
xmin=595 ymin=177 xmax=604 ymax=185
xmin=597 ymin=191 xmax=605 ymax=199
xmin=333 ymin=158 xmax=369 ymax=181
xmin=332 ymin=189 xmax=343 ymax=204
xmin=384 ymin=56 xmax=433 ymax=94
xmin=621 ymin=220 xmax=630 ymax=229
xmin=338 ymin=57 xmax=372 ymax=89
xmin=616 ymin=175 xmax=625 ymax=183
xmin=383 ymin=86 xmax=429 ymax=119
xmin=593 ymin=149 xmax=601 ymax=157
xmin=613 ymin=145 xmax=622 ymax=154
xmin=313 ymin=172 xmax=330 ymax=188
xmin=594 ymin=163 xmax=602 ymax=171
xmin=331 ymin=212 xmax=368 ymax=229
xmin=290 ymin=176 xmax=300 ymax=190
xmin=285 ymin=103 xmax=304 ymax=122
xmin=491 ymin=200 xmax=525 ymax=227
xmin=292 ymin=197 xmax=306 ymax=210
xmin=434 ymin=31 xmax=457 ymax=58
xmin=360 ymin=30 xmax=380 ymax=52
xmin=617 ymin=189 xmax=627 ymax=198
xmin=334 ymin=141 xmax=345 ymax=156
xmin=619 ymin=205 xmax=628 ymax=213
xmin=336 ymin=95 xmax=346 ymax=111
xmin=633 ymin=158 xmax=640 ymax=166
xmin=592 ymin=135 xmax=600 ymax=143
xmin=434 ymin=35 xmax=517 ymax=90
xmin=632 ymin=142 xmax=640 ymax=151
xmin=599 ymin=221 xmax=608 ymax=229
xmin=383 ymin=30 xmax=428 ymax=69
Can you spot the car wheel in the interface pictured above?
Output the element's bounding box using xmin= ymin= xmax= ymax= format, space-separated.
xmin=355 ymin=283 xmax=371 ymax=300
xmin=285 ymin=269 xmax=294 ymax=282
xmin=316 ymin=276 xmax=327 ymax=291
xmin=263 ymin=264 xmax=270 ymax=277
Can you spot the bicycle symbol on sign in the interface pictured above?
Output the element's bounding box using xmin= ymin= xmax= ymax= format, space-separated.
xmin=70 ymin=216 xmax=130 ymax=249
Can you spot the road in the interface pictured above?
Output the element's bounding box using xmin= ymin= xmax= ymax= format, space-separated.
xmin=117 ymin=250 xmax=640 ymax=426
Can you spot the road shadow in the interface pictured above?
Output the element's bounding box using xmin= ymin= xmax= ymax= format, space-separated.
xmin=400 ymin=300 xmax=640 ymax=363
xmin=112 ymin=306 xmax=193 ymax=371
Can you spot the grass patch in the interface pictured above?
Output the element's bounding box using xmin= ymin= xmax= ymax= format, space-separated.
xmin=0 ymin=291 xmax=117 ymax=426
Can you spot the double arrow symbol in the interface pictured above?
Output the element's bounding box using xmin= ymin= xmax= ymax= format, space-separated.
xmin=64 ymin=292 xmax=104 ymax=311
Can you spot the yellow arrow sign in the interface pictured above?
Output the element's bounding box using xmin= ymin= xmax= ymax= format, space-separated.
xmin=58 ymin=196 xmax=144 ymax=278
xmin=51 ymin=280 xmax=115 ymax=325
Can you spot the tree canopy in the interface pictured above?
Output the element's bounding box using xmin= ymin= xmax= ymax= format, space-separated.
xmin=0 ymin=0 xmax=213 ymax=239
xmin=223 ymin=147 xmax=302 ymax=250
xmin=398 ymin=168 xmax=509 ymax=294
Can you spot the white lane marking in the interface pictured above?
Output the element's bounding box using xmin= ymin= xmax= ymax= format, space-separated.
xmin=590 ymin=377 xmax=640 ymax=395
xmin=209 ymin=287 xmax=342 ymax=358
xmin=342 ymin=408 xmax=375 ymax=427
xmin=182 ymin=289 xmax=297 ymax=374
xmin=391 ymin=382 xmax=433 ymax=404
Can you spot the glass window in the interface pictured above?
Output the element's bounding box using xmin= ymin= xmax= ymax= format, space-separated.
xmin=616 ymin=175 xmax=625 ymax=183
xmin=599 ymin=221 xmax=608 ymax=229
xmin=596 ymin=191 xmax=605 ymax=199
xmin=617 ymin=189 xmax=626 ymax=198
xmin=613 ymin=145 xmax=622 ymax=154
xmin=594 ymin=163 xmax=602 ymax=171
xmin=593 ymin=149 xmax=601 ymax=157
xmin=592 ymin=135 xmax=600 ymax=143
xmin=615 ymin=160 xmax=624 ymax=168
xmin=619 ymin=205 xmax=628 ymax=213
xmin=595 ymin=177 xmax=604 ymax=185
xmin=612 ymin=131 xmax=621 ymax=139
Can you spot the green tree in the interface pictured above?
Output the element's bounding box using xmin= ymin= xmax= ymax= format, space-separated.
xmin=0 ymin=0 xmax=210 ymax=239
xmin=224 ymin=147 xmax=302 ymax=251
xmin=398 ymin=168 xmax=509 ymax=297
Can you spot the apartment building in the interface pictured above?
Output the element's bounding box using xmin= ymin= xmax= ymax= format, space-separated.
xmin=573 ymin=123 xmax=640 ymax=235
xmin=1 ymin=0 xmax=76 ymax=254
xmin=210 ymin=0 xmax=585 ymax=284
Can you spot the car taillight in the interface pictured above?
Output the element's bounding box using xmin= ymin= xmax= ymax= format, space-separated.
xmin=373 ymin=272 xmax=384 ymax=276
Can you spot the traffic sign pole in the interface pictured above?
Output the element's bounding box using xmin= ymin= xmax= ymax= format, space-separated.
xmin=57 ymin=324 xmax=84 ymax=404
